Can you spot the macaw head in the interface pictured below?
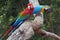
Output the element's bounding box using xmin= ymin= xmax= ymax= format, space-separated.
xmin=40 ymin=5 xmax=52 ymax=14
xmin=27 ymin=3 xmax=34 ymax=10
xmin=22 ymin=4 xmax=34 ymax=16
xmin=24 ymin=3 xmax=34 ymax=15
xmin=44 ymin=5 xmax=52 ymax=13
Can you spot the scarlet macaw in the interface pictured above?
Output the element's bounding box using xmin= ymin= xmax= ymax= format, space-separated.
xmin=2 ymin=3 xmax=34 ymax=39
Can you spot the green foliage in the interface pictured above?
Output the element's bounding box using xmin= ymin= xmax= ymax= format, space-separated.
xmin=0 ymin=0 xmax=60 ymax=40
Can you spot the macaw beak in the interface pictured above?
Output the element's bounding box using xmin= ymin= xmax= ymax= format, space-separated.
xmin=44 ymin=6 xmax=53 ymax=13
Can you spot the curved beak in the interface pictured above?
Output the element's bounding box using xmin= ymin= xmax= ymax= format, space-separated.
xmin=45 ymin=6 xmax=53 ymax=13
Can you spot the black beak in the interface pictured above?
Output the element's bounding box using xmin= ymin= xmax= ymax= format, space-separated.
xmin=45 ymin=8 xmax=53 ymax=13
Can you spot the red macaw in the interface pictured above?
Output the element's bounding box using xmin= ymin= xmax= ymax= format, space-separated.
xmin=2 ymin=3 xmax=34 ymax=39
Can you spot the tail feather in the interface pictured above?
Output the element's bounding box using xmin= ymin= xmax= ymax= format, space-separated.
xmin=2 ymin=26 xmax=14 ymax=39
xmin=8 ymin=21 xmax=24 ymax=36
xmin=2 ymin=17 xmax=24 ymax=39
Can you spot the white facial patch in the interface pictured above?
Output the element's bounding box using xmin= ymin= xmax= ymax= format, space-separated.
xmin=45 ymin=5 xmax=50 ymax=10
xmin=45 ymin=8 xmax=48 ymax=10
xmin=28 ymin=6 xmax=30 ymax=9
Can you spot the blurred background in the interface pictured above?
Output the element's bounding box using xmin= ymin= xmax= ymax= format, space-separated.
xmin=0 ymin=0 xmax=60 ymax=40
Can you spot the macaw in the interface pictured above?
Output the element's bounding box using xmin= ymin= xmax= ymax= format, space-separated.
xmin=2 ymin=3 xmax=34 ymax=39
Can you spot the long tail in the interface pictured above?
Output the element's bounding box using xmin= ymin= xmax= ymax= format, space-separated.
xmin=2 ymin=21 xmax=24 ymax=40
xmin=8 ymin=21 xmax=24 ymax=36
xmin=2 ymin=26 xmax=14 ymax=40
xmin=1 ymin=17 xmax=21 ymax=39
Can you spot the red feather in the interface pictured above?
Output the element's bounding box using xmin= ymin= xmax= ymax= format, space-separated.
xmin=22 ymin=3 xmax=34 ymax=16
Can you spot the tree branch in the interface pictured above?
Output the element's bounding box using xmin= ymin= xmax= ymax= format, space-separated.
xmin=31 ymin=16 xmax=60 ymax=40
xmin=36 ymin=29 xmax=60 ymax=40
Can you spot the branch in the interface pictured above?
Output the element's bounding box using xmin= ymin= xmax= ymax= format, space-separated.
xmin=37 ymin=29 xmax=60 ymax=40
xmin=31 ymin=16 xmax=60 ymax=40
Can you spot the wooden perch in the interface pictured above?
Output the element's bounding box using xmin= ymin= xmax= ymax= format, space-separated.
xmin=30 ymin=15 xmax=60 ymax=40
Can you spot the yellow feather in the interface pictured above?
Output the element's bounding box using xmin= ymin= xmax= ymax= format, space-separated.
xmin=40 ymin=6 xmax=46 ymax=14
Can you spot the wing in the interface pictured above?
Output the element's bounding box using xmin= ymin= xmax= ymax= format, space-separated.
xmin=20 ymin=13 xmax=30 ymax=20
xmin=29 ymin=0 xmax=40 ymax=6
